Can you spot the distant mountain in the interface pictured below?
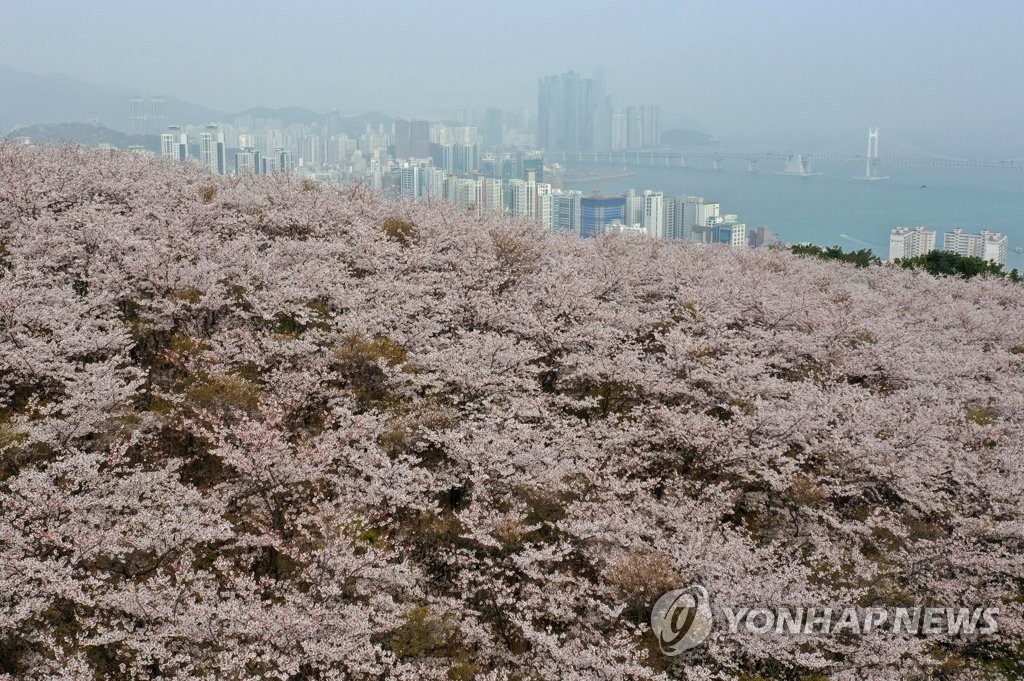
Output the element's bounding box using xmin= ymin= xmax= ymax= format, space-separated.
xmin=661 ymin=128 xmax=718 ymax=147
xmin=0 ymin=65 xmax=223 ymax=134
xmin=4 ymin=121 xmax=161 ymax=152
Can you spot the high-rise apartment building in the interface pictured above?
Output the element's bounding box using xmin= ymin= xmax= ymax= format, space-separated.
xmin=400 ymin=165 xmax=422 ymax=198
xmin=889 ymin=225 xmax=937 ymax=260
xmin=199 ymin=126 xmax=227 ymax=175
xmin=160 ymin=126 xmax=189 ymax=161
xmin=537 ymin=70 xmax=603 ymax=152
xmin=393 ymin=119 xmax=431 ymax=159
xmin=642 ymin=190 xmax=665 ymax=239
xmin=620 ymin=105 xmax=661 ymax=151
xmin=663 ymin=197 xmax=679 ymax=239
xmin=642 ymin=105 xmax=661 ymax=147
xmin=130 ymin=97 xmax=167 ymax=136
xmin=626 ymin=107 xmax=643 ymax=151
xmin=235 ymin=148 xmax=262 ymax=174
xmin=611 ymin=110 xmax=628 ymax=152
xmin=148 ymin=98 xmax=165 ymax=136
xmin=484 ymin=108 xmax=504 ymax=150
xmin=508 ymin=179 xmax=536 ymax=220
xmin=943 ymin=228 xmax=1009 ymax=265
xmin=423 ymin=167 xmax=448 ymax=200
xmin=624 ymin=189 xmax=644 ymax=227
xmin=480 ymin=177 xmax=504 ymax=213
xmin=536 ymin=183 xmax=553 ymax=229
xmin=681 ymin=197 xmax=720 ymax=243
xmin=130 ymin=98 xmax=146 ymax=136
xmin=552 ymin=190 xmax=583 ymax=234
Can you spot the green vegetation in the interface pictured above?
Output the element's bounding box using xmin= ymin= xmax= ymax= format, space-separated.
xmin=790 ymin=244 xmax=880 ymax=268
xmin=897 ymin=249 xmax=1021 ymax=281
xmin=792 ymin=243 xmax=1023 ymax=282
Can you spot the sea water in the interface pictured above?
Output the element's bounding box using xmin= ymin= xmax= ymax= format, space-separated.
xmin=564 ymin=159 xmax=1024 ymax=271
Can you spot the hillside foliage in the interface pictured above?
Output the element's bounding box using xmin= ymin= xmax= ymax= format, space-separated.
xmin=1 ymin=145 xmax=1023 ymax=680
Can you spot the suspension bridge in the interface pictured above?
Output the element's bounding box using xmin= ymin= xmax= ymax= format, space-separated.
xmin=558 ymin=128 xmax=1024 ymax=175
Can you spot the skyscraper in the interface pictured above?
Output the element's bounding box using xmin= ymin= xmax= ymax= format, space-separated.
xmin=199 ymin=126 xmax=227 ymax=175
xmin=411 ymin=120 xmax=431 ymax=158
xmin=235 ymin=148 xmax=262 ymax=175
xmin=130 ymin=97 xmax=146 ymax=136
xmin=400 ymin=165 xmax=422 ymax=198
xmin=552 ymin=190 xmax=583 ymax=234
xmin=537 ymin=71 xmax=603 ymax=152
xmin=160 ymin=126 xmax=189 ymax=161
xmin=147 ymin=98 xmax=166 ymax=136
xmin=580 ymin=196 xmax=626 ymax=238
xmin=393 ymin=119 xmax=411 ymax=158
xmin=484 ymin=108 xmax=504 ymax=150
xmin=642 ymin=190 xmax=665 ymax=239
xmin=130 ymin=97 xmax=167 ymax=136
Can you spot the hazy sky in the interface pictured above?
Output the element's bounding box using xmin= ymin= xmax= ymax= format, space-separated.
xmin=3 ymin=0 xmax=1023 ymax=155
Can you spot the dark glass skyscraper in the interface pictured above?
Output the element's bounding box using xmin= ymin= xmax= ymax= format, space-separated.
xmin=581 ymin=196 xmax=626 ymax=238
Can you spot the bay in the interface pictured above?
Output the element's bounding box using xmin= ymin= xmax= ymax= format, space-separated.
xmin=563 ymin=159 xmax=1024 ymax=271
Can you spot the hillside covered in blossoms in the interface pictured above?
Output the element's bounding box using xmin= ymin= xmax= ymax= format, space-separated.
xmin=1 ymin=144 xmax=1022 ymax=680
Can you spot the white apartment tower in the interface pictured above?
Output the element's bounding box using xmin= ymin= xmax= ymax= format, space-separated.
xmin=642 ymin=190 xmax=665 ymax=239
xmin=536 ymin=183 xmax=553 ymax=229
xmin=160 ymin=126 xmax=189 ymax=161
xmin=399 ymin=165 xmax=422 ymax=198
xmin=943 ymin=228 xmax=1009 ymax=265
xmin=475 ymin=177 xmax=501 ymax=213
xmin=889 ymin=225 xmax=937 ymax=261
xmin=624 ymin=189 xmax=644 ymax=227
xmin=552 ymin=190 xmax=583 ymax=234
xmin=199 ymin=125 xmax=227 ymax=175
xmin=234 ymin=148 xmax=261 ymax=175
xmin=508 ymin=179 xmax=536 ymax=220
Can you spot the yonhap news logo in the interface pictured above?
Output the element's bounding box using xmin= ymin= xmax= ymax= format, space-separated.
xmin=650 ymin=585 xmax=999 ymax=656
xmin=649 ymin=586 xmax=714 ymax=655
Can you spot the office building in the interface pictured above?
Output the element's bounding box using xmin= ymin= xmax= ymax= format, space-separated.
xmin=581 ymin=196 xmax=626 ymax=238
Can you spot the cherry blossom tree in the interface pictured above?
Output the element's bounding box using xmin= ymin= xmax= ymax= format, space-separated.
xmin=1 ymin=142 xmax=1022 ymax=680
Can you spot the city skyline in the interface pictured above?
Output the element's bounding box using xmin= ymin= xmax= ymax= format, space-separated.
xmin=2 ymin=1 xmax=1023 ymax=157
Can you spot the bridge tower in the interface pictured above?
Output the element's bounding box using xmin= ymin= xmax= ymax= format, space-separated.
xmin=855 ymin=127 xmax=889 ymax=180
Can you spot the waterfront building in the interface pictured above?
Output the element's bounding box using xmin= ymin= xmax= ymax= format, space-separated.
xmin=943 ymin=228 xmax=1008 ymax=265
xmin=889 ymin=225 xmax=937 ymax=260
xmin=681 ymin=197 xmax=721 ymax=243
